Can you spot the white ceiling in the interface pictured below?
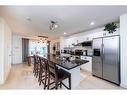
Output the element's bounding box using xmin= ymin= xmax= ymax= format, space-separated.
xmin=0 ymin=6 xmax=127 ymax=40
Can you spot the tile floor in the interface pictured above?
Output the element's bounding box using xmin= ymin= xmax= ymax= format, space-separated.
xmin=0 ymin=64 xmax=124 ymax=90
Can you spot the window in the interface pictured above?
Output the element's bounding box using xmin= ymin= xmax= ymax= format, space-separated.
xmin=29 ymin=40 xmax=48 ymax=55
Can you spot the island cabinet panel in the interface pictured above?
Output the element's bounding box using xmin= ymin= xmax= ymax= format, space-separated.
xmin=58 ymin=66 xmax=83 ymax=89
xmin=80 ymin=56 xmax=92 ymax=73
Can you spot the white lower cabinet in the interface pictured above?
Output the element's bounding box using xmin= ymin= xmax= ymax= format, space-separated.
xmin=80 ymin=56 xmax=92 ymax=73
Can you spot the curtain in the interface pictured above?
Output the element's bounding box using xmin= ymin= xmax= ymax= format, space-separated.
xmin=47 ymin=41 xmax=50 ymax=54
xmin=22 ymin=38 xmax=29 ymax=62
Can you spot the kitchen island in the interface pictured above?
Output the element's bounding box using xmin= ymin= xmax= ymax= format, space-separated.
xmin=38 ymin=54 xmax=89 ymax=89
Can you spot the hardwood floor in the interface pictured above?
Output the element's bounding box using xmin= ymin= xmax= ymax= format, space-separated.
xmin=0 ymin=64 xmax=123 ymax=90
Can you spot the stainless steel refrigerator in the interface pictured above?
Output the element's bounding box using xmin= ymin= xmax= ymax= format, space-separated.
xmin=92 ymin=35 xmax=120 ymax=85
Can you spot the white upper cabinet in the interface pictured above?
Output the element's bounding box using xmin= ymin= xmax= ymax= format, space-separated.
xmin=64 ymin=37 xmax=77 ymax=47
xmin=92 ymin=31 xmax=103 ymax=39
xmin=77 ymin=36 xmax=84 ymax=43
xmin=85 ymin=34 xmax=93 ymax=41
xmin=60 ymin=27 xmax=120 ymax=48
xmin=75 ymin=35 xmax=93 ymax=44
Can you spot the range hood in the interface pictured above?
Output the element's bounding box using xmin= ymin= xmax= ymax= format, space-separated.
xmin=81 ymin=41 xmax=92 ymax=46
xmin=72 ymin=41 xmax=92 ymax=47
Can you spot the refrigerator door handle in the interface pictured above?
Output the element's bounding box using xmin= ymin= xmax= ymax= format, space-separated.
xmin=102 ymin=44 xmax=105 ymax=55
xmin=102 ymin=43 xmax=104 ymax=58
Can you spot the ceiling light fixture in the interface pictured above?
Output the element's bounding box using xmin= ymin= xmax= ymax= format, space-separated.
xmin=90 ymin=22 xmax=95 ymax=25
xmin=38 ymin=35 xmax=48 ymax=43
xmin=49 ymin=21 xmax=58 ymax=31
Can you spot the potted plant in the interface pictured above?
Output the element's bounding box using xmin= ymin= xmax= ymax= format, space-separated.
xmin=104 ymin=22 xmax=117 ymax=34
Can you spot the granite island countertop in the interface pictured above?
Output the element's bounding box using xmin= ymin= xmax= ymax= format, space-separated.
xmin=38 ymin=54 xmax=89 ymax=70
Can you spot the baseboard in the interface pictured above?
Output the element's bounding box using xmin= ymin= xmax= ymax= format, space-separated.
xmin=0 ymin=78 xmax=4 ymax=85
xmin=120 ymin=83 xmax=127 ymax=88
xmin=80 ymin=68 xmax=92 ymax=74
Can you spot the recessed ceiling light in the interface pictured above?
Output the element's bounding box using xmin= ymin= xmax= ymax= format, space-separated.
xmin=64 ymin=32 xmax=67 ymax=35
xmin=90 ymin=22 xmax=95 ymax=25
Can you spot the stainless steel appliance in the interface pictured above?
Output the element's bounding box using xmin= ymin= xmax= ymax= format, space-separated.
xmin=75 ymin=50 xmax=83 ymax=56
xmin=92 ymin=35 xmax=120 ymax=85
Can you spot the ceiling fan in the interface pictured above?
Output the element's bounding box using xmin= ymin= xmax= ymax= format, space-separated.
xmin=49 ymin=21 xmax=58 ymax=31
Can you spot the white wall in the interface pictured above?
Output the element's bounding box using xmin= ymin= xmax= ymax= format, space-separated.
xmin=12 ymin=34 xmax=22 ymax=64
xmin=120 ymin=14 xmax=127 ymax=88
xmin=4 ymin=20 xmax=12 ymax=81
xmin=0 ymin=18 xmax=12 ymax=84
xmin=0 ymin=19 xmax=4 ymax=84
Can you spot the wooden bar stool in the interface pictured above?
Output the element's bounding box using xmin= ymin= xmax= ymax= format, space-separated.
xmin=33 ymin=55 xmax=40 ymax=78
xmin=47 ymin=61 xmax=71 ymax=90
xmin=38 ymin=57 xmax=49 ymax=89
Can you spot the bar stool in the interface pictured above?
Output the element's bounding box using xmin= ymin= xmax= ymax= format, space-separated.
xmin=33 ymin=55 xmax=40 ymax=78
xmin=47 ymin=61 xmax=71 ymax=90
xmin=38 ymin=57 xmax=49 ymax=89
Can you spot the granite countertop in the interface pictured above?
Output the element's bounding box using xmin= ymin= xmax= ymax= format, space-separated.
xmin=38 ymin=54 xmax=89 ymax=70
xmin=81 ymin=55 xmax=93 ymax=57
